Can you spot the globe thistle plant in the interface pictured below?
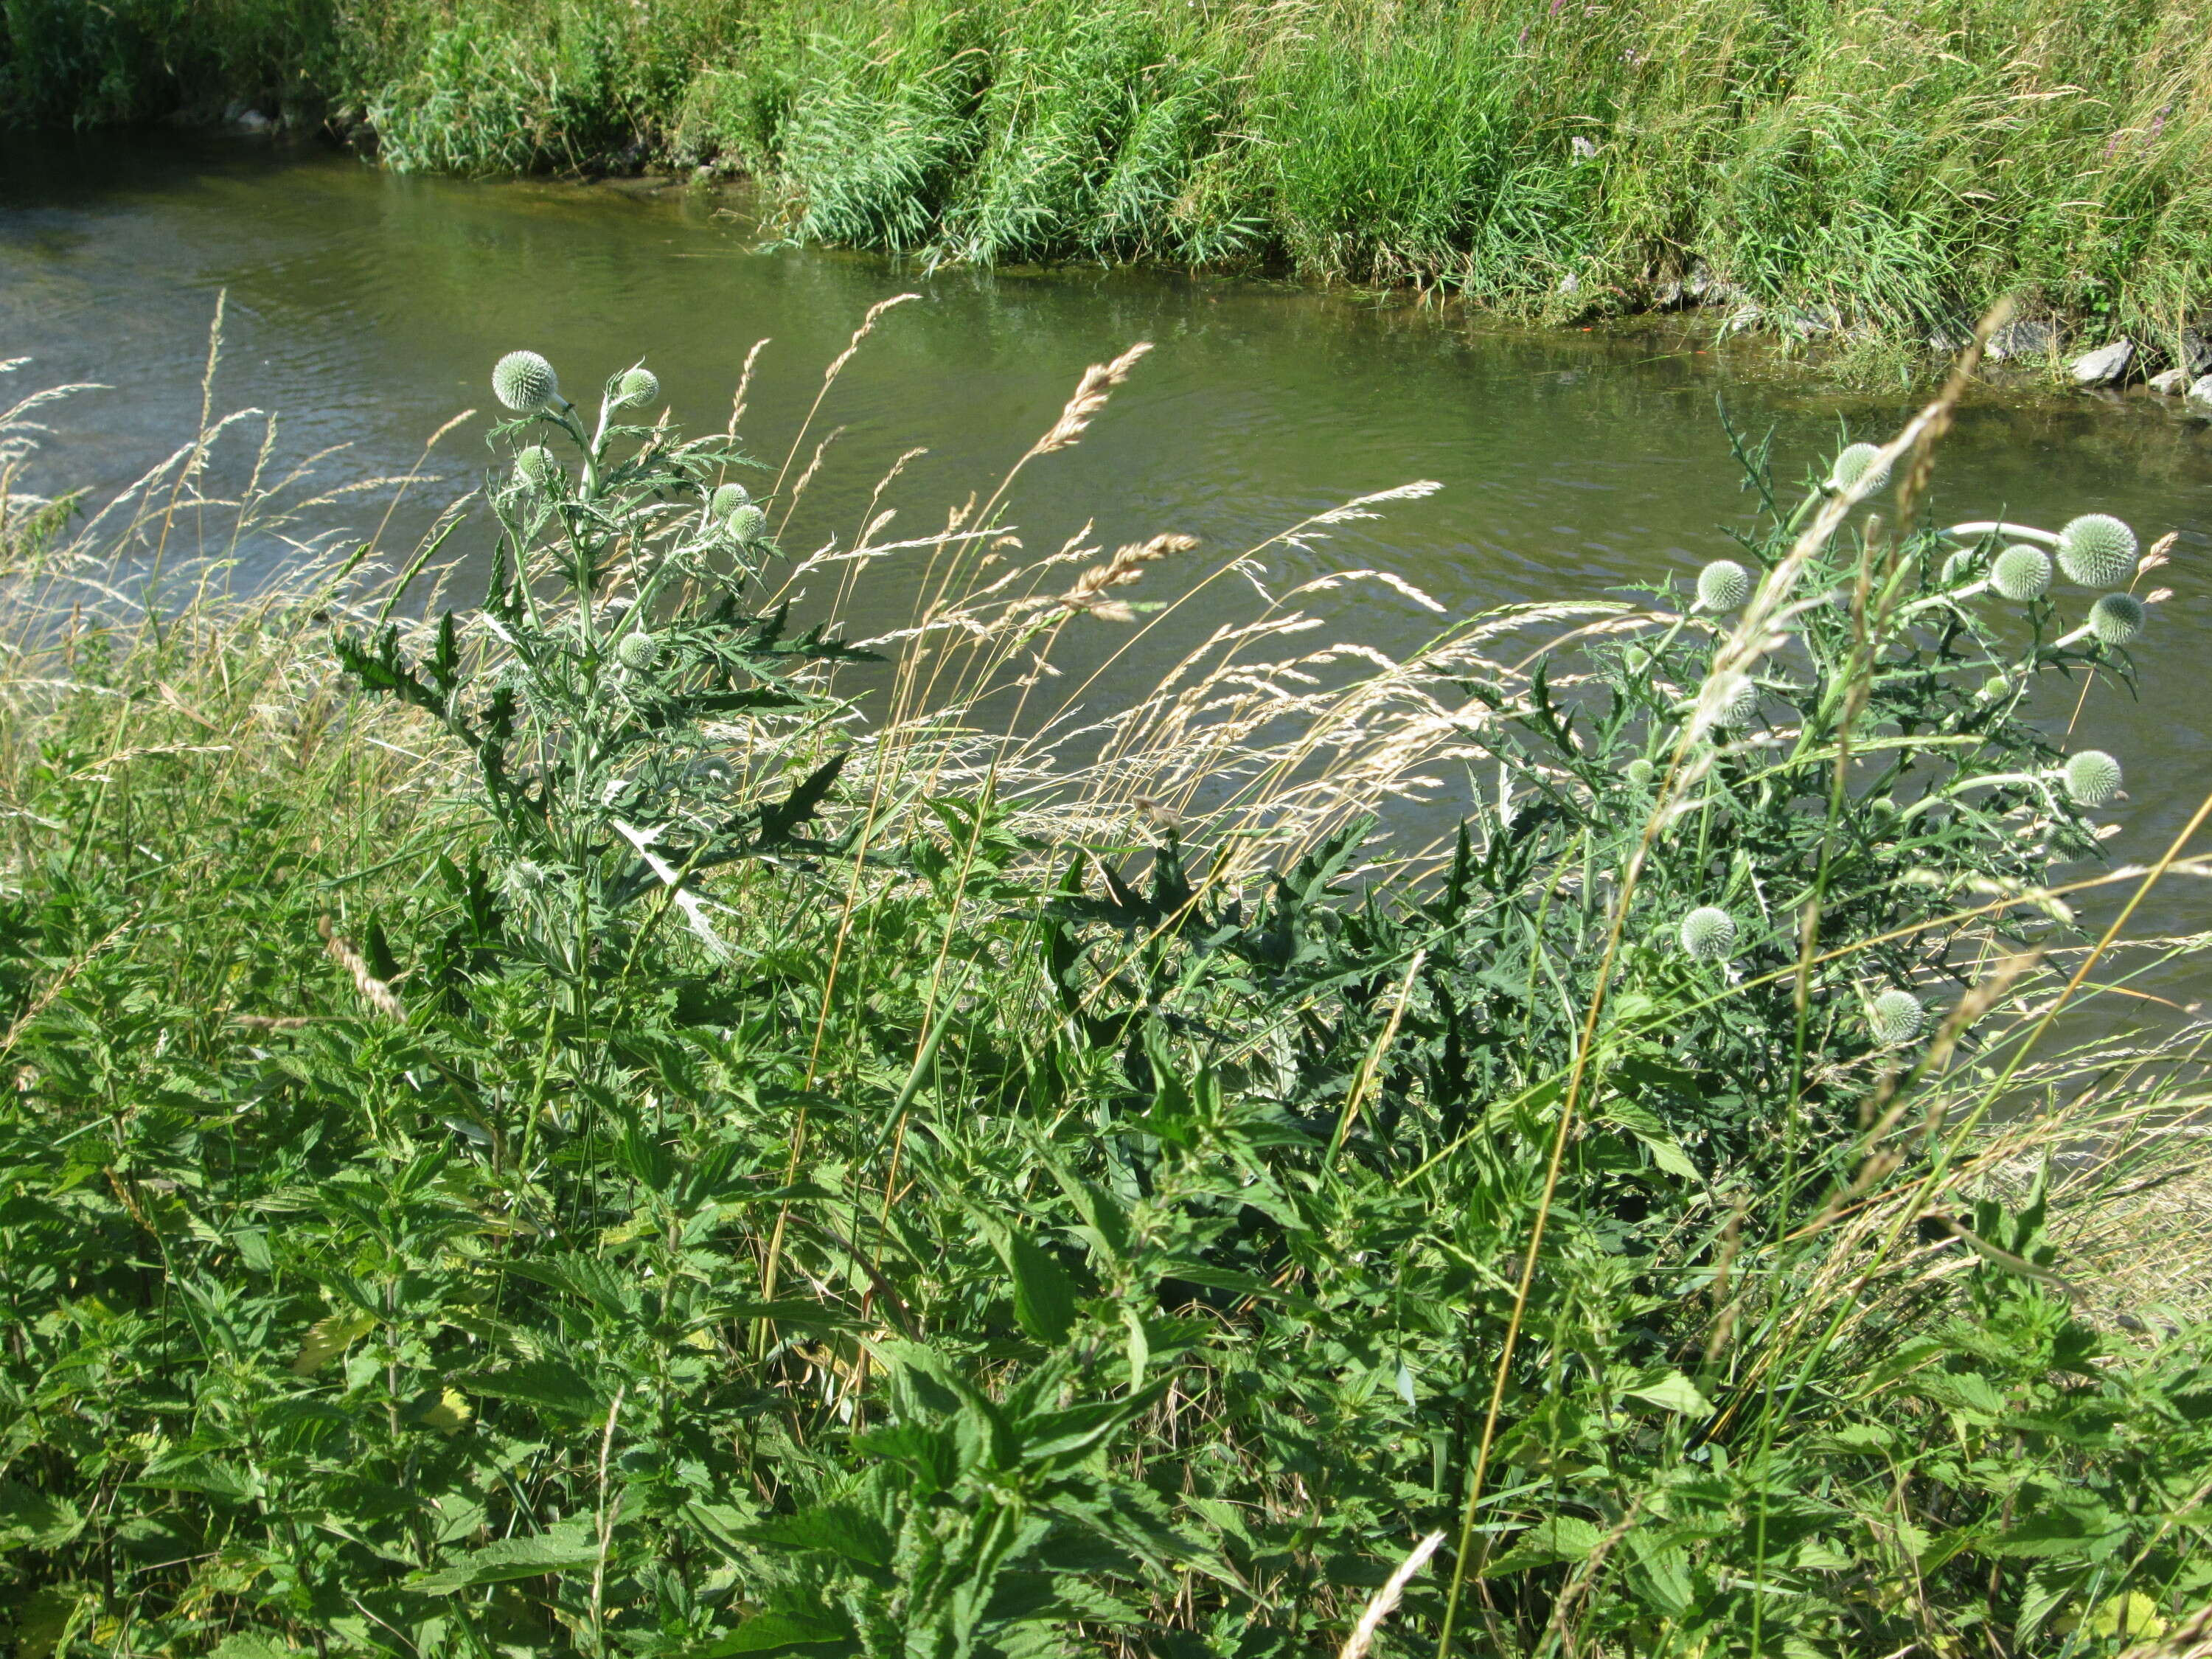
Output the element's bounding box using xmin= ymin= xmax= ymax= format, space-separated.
xmin=1679 ymin=905 xmax=1738 ymax=961
xmin=2056 ymin=514 xmax=2137 ymax=587
xmin=493 ymin=350 xmax=561 ymax=415
xmin=1990 ymin=543 xmax=2051 ymax=602
xmin=1826 ymin=442 xmax=1891 ymax=495
xmin=2062 ymin=749 xmax=2123 ymax=808
xmin=1697 ymin=558 xmax=1752 ymax=613
xmin=514 ymin=445 xmax=557 ymax=490
xmin=1622 ymin=757 xmax=1656 ymax=789
xmin=712 ymin=482 xmax=752 ymax=517
xmin=613 ymin=366 xmax=660 ymax=409
xmin=1715 ymin=674 xmax=1760 ymax=729
xmin=2089 ymin=593 xmax=2146 ymax=646
xmin=1869 ymin=989 xmax=1924 ymax=1045
xmin=727 ymin=503 xmax=768 ymax=546
xmin=616 ymin=631 xmax=661 ymax=672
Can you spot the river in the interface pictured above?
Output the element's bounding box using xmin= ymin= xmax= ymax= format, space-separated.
xmin=4 ymin=132 xmax=2206 ymax=1012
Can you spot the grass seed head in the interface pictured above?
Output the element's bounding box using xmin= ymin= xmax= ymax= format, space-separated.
xmin=493 ymin=349 xmax=560 ymax=414
xmin=2056 ymin=514 xmax=2138 ymax=587
xmin=1991 ymin=543 xmax=2052 ymax=602
xmin=1680 ymin=905 xmax=1737 ymax=961
xmin=2063 ymin=749 xmax=2123 ymax=808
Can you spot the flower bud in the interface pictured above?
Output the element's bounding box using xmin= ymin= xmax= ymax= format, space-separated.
xmin=2062 ymin=749 xmax=2122 ymax=808
xmin=1990 ymin=543 xmax=2051 ymax=602
xmin=1697 ymin=558 xmax=1752 ymax=612
xmin=1870 ymin=989 xmax=1924 ymax=1045
xmin=1714 ymin=674 xmax=1760 ymax=728
xmin=1622 ymin=757 xmax=1655 ymax=788
xmin=615 ymin=631 xmax=660 ymax=672
xmin=613 ymin=366 xmax=659 ymax=408
xmin=2088 ymin=592 xmax=2145 ymax=646
xmin=2055 ymin=514 xmax=2137 ymax=588
xmin=493 ymin=350 xmax=560 ymax=414
xmin=1679 ymin=905 xmax=1737 ymax=961
xmin=726 ymin=503 xmax=768 ymax=545
xmin=514 ymin=445 xmax=556 ymax=489
xmin=711 ymin=482 xmax=752 ymax=517
xmin=1827 ymin=442 xmax=1891 ymax=495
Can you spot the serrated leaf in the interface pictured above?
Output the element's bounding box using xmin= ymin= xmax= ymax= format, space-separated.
xmin=291 ymin=1310 xmax=376 ymax=1375
xmin=1004 ymin=1230 xmax=1077 ymax=1344
xmin=407 ymin=1520 xmax=600 ymax=1591
xmin=1624 ymin=1368 xmax=1714 ymax=1419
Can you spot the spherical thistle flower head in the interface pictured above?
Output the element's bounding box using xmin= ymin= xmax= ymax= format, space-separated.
xmin=493 ymin=350 xmax=560 ymax=414
xmin=2062 ymin=748 xmax=2123 ymax=808
xmin=2089 ymin=592 xmax=2146 ymax=646
xmin=513 ymin=445 xmax=557 ymax=489
xmin=614 ymin=366 xmax=659 ymax=409
xmin=1623 ymin=757 xmax=1656 ymax=788
xmin=1977 ymin=674 xmax=2011 ymax=703
xmin=726 ymin=503 xmax=768 ymax=545
xmin=1870 ymin=989 xmax=1924 ymax=1046
xmin=1990 ymin=543 xmax=2052 ymax=602
xmin=615 ymin=631 xmax=660 ymax=672
xmin=1697 ymin=558 xmax=1753 ymax=612
xmin=2056 ymin=513 xmax=2137 ymax=588
xmin=1939 ymin=549 xmax=1975 ymax=587
xmin=1827 ymin=442 xmax=1891 ymax=495
xmin=501 ymin=859 xmax=548 ymax=899
xmin=1714 ymin=674 xmax=1761 ymax=729
xmin=1680 ymin=905 xmax=1738 ymax=961
xmin=711 ymin=481 xmax=751 ymax=517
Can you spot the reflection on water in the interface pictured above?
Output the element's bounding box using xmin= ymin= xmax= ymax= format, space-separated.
xmin=4 ymin=132 xmax=2207 ymax=1005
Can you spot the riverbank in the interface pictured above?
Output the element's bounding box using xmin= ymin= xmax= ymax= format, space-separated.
xmin=4 ymin=327 xmax=2211 ymax=1657
xmin=6 ymin=0 xmax=2211 ymax=374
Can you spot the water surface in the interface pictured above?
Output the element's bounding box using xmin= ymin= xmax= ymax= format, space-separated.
xmin=4 ymin=133 xmax=2206 ymax=1009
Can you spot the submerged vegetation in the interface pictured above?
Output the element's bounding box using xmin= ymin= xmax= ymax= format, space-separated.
xmin=5 ymin=0 xmax=2212 ymax=357
xmin=2 ymin=302 xmax=2210 ymax=1657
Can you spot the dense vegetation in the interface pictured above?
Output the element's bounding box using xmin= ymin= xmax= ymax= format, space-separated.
xmin=4 ymin=0 xmax=2212 ymax=358
xmin=2 ymin=316 xmax=2211 ymax=1659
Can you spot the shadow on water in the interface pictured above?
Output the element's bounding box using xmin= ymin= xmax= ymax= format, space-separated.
xmin=4 ymin=129 xmax=2208 ymax=1014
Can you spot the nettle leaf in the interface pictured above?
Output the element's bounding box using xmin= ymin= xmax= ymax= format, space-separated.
xmin=1484 ymin=1515 xmax=1607 ymax=1576
xmin=1003 ymin=1228 xmax=1079 ymax=1345
xmin=698 ymin=1610 xmax=860 ymax=1655
xmin=408 ymin=1519 xmax=602 ymax=1591
xmin=0 ymin=1481 xmax=83 ymax=1552
xmin=291 ymin=1308 xmax=377 ymax=1375
xmin=1624 ymin=1368 xmax=1714 ymax=1419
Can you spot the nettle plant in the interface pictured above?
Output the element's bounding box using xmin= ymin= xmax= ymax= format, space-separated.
xmin=334 ymin=351 xmax=869 ymax=1006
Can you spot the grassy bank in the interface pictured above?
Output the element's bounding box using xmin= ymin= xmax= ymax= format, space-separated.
xmin=5 ymin=0 xmax=2212 ymax=361
xmin=3 ymin=310 xmax=2211 ymax=1656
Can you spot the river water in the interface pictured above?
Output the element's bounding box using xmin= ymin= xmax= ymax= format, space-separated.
xmin=4 ymin=133 xmax=2207 ymax=1009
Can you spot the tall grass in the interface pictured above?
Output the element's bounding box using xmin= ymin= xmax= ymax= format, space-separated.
xmin=10 ymin=0 xmax=2209 ymax=355
xmin=4 ymin=302 xmax=2211 ymax=1657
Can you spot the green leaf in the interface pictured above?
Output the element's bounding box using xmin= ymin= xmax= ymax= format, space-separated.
xmin=1005 ymin=1229 xmax=1077 ymax=1344
xmin=407 ymin=1521 xmax=601 ymax=1591
xmin=291 ymin=1309 xmax=376 ymax=1375
xmin=0 ymin=1482 xmax=83 ymax=1552
xmin=693 ymin=1612 xmax=858 ymax=1655
xmin=1624 ymin=1368 xmax=1714 ymax=1419
xmin=1483 ymin=1515 xmax=1606 ymax=1575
